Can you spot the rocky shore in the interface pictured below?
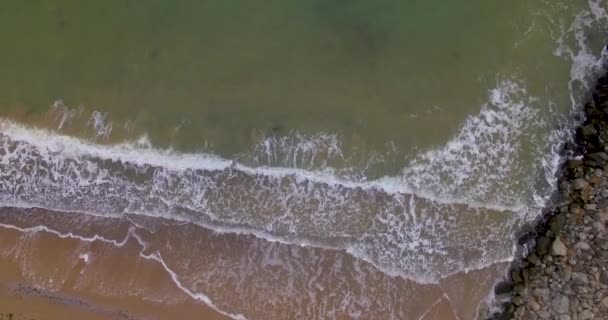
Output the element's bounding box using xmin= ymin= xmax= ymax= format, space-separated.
xmin=489 ymin=58 xmax=608 ymax=319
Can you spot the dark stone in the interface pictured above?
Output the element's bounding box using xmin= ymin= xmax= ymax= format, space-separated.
xmin=536 ymin=236 xmax=551 ymax=256
xmin=494 ymin=281 xmax=513 ymax=295
xmin=597 ymin=199 xmax=608 ymax=209
xmin=587 ymin=152 xmax=608 ymax=166
xmin=511 ymin=270 xmax=522 ymax=283
xmin=567 ymin=159 xmax=584 ymax=169
xmin=512 ymin=296 xmax=524 ymax=306
xmin=581 ymin=124 xmax=598 ymax=137
xmin=600 ymin=270 xmax=608 ymax=285
xmin=549 ymin=214 xmax=567 ymax=235
xmin=528 ymin=253 xmax=541 ymax=266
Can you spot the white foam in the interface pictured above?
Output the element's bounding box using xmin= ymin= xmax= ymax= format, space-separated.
xmin=398 ymin=79 xmax=542 ymax=208
xmin=251 ymin=131 xmax=344 ymax=170
xmin=88 ymin=111 xmax=112 ymax=140
xmin=0 ymin=118 xmax=520 ymax=211
xmin=78 ymin=253 xmax=90 ymax=263
xmin=0 ymin=118 xmax=522 ymax=283
xmin=51 ymin=100 xmax=83 ymax=130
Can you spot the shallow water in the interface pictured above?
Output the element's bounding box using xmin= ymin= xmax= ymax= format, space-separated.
xmin=0 ymin=1 xmax=607 ymax=319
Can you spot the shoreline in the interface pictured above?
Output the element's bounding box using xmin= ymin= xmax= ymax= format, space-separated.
xmin=488 ymin=48 xmax=608 ymax=319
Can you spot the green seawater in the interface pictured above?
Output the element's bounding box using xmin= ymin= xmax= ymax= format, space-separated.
xmin=0 ymin=1 xmax=605 ymax=177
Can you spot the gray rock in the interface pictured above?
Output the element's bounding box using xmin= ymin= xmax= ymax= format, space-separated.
xmin=588 ymin=152 xmax=608 ymax=166
xmin=551 ymin=294 xmax=570 ymax=314
xmin=601 ymin=296 xmax=608 ymax=308
xmin=513 ymin=296 xmax=524 ymax=306
xmin=559 ymin=315 xmax=571 ymax=320
xmin=532 ymin=288 xmax=549 ymax=300
xmin=573 ymin=178 xmax=590 ymax=190
xmin=597 ymin=198 xmax=608 ymax=209
xmin=592 ymin=221 xmax=606 ymax=234
xmin=511 ymin=270 xmax=522 ymax=283
xmin=584 ymin=203 xmax=597 ymax=211
xmin=580 ymin=309 xmax=594 ymax=320
xmin=572 ymin=272 xmax=589 ymax=285
xmin=559 ymin=268 xmax=572 ymax=282
xmin=530 ymin=300 xmax=541 ymax=311
xmin=552 ymin=237 xmax=568 ymax=256
xmin=537 ymin=310 xmax=551 ymax=319
xmin=600 ymin=270 xmax=608 ymax=285
xmin=575 ymin=241 xmax=591 ymax=251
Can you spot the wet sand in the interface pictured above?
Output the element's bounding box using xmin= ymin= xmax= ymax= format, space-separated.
xmin=0 ymin=207 xmax=507 ymax=320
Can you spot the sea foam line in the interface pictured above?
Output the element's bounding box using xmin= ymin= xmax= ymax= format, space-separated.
xmin=0 ymin=118 xmax=522 ymax=213
xmin=0 ymin=220 xmax=248 ymax=320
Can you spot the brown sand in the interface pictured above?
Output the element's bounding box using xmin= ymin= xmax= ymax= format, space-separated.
xmin=0 ymin=207 xmax=505 ymax=320
xmin=0 ymin=213 xmax=229 ymax=320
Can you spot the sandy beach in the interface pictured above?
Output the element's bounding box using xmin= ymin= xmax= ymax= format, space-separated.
xmin=0 ymin=207 xmax=507 ymax=320
xmin=0 ymin=209 xmax=229 ymax=320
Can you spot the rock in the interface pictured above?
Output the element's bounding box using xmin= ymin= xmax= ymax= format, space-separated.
xmin=567 ymin=159 xmax=584 ymax=168
xmin=558 ymin=268 xmax=572 ymax=282
xmin=511 ymin=270 xmax=522 ymax=283
xmin=601 ymin=296 xmax=608 ymax=308
xmin=532 ymin=288 xmax=550 ymax=300
xmin=549 ymin=214 xmax=568 ymax=235
xmin=559 ymin=315 xmax=571 ymax=320
xmin=584 ymin=203 xmax=597 ymax=211
xmin=595 ymin=209 xmax=608 ymax=223
xmin=551 ymin=294 xmax=570 ymax=314
xmin=494 ymin=281 xmax=513 ymax=295
xmin=537 ymin=310 xmax=551 ymax=319
xmin=597 ymin=198 xmax=608 ymax=209
xmin=592 ymin=221 xmax=606 ymax=234
xmin=552 ymin=237 xmax=568 ymax=256
xmin=572 ymin=272 xmax=589 ymax=286
xmin=521 ymin=268 xmax=529 ymax=285
xmin=588 ymin=152 xmax=608 ymax=166
xmin=581 ymin=124 xmax=598 ymax=137
xmin=550 ymin=214 xmax=567 ymax=234
xmin=536 ymin=236 xmax=551 ymax=256
xmin=528 ymin=253 xmax=542 ymax=266
xmin=529 ymin=300 xmax=541 ymax=311
xmin=575 ymin=241 xmax=591 ymax=251
xmin=573 ymin=178 xmax=590 ymax=190
xmin=600 ymin=270 xmax=608 ymax=285
xmin=512 ymin=296 xmax=523 ymax=306
xmin=513 ymin=283 xmax=525 ymax=294
xmin=580 ymin=309 xmax=594 ymax=320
